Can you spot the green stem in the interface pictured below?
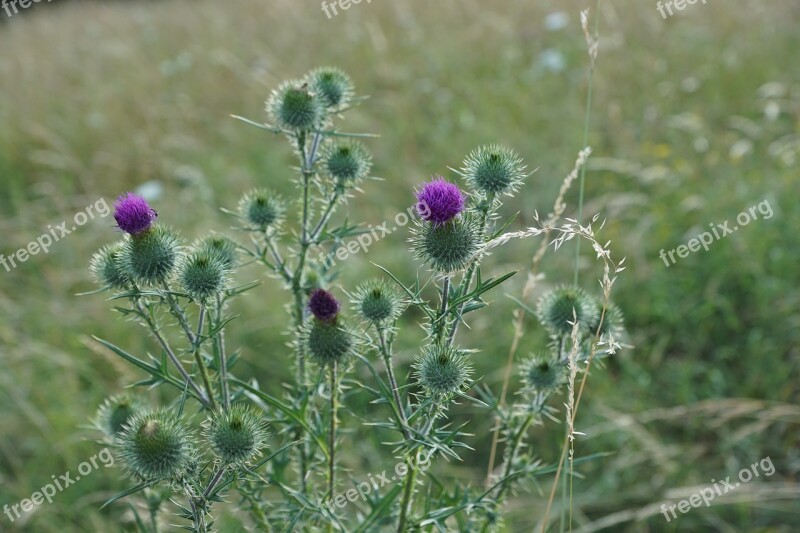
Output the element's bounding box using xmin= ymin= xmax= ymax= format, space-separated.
xmin=447 ymin=193 xmax=495 ymax=343
xmin=191 ymin=304 xmax=217 ymax=411
xmin=135 ymin=299 xmax=210 ymax=408
xmin=378 ymin=327 xmax=410 ymax=439
xmin=397 ymin=455 xmax=418 ymax=533
xmin=573 ymin=1 xmax=599 ymax=287
xmin=328 ymin=360 xmax=338 ymax=499
xmin=215 ymin=294 xmax=230 ymax=411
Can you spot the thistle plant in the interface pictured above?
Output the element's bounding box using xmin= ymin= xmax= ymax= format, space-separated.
xmin=86 ymin=57 xmax=625 ymax=532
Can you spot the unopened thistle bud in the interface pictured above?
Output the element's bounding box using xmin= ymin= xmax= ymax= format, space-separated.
xmin=121 ymin=225 xmax=181 ymax=286
xmin=536 ymin=285 xmax=598 ymax=336
xmin=321 ymin=140 xmax=372 ymax=192
xmin=95 ymin=394 xmax=145 ymax=437
xmin=90 ymin=241 xmax=130 ymax=290
xmin=520 ymin=354 xmax=565 ymax=394
xmin=351 ymin=279 xmax=403 ymax=326
xmin=195 ymin=235 xmax=238 ymax=269
xmin=238 ymin=189 xmax=285 ymax=231
xmin=460 ymin=144 xmax=526 ymax=196
xmin=587 ymin=299 xmax=625 ymax=339
xmin=118 ymin=409 xmax=194 ymax=481
xmin=114 ymin=193 xmax=157 ymax=235
xmin=307 ymin=67 xmax=354 ymax=111
xmin=204 ymin=405 xmax=268 ymax=466
xmin=415 ymin=344 xmax=472 ymax=397
xmin=413 ymin=216 xmax=479 ymax=273
xmin=267 ymin=80 xmax=325 ymax=132
xmin=176 ymin=249 xmax=229 ymax=302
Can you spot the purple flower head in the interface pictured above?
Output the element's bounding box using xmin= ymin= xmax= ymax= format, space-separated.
xmin=415 ymin=177 xmax=465 ymax=224
xmin=114 ymin=193 xmax=157 ymax=235
xmin=308 ymin=288 xmax=340 ymax=321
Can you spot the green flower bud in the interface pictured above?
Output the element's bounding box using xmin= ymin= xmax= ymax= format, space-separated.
xmin=205 ymin=405 xmax=268 ymax=466
xmin=195 ymin=235 xmax=238 ymax=269
xmin=351 ymin=279 xmax=403 ymax=325
xmin=307 ymin=67 xmax=354 ymax=111
xmin=90 ymin=241 xmax=130 ymax=290
xmin=119 ymin=409 xmax=194 ymax=481
xmin=520 ymin=354 xmax=565 ymax=394
xmin=176 ymin=249 xmax=229 ymax=302
xmin=415 ymin=344 xmax=472 ymax=397
xmin=536 ymin=285 xmax=598 ymax=336
xmin=461 ymin=144 xmax=526 ymax=196
xmin=320 ymin=140 xmax=372 ymax=192
xmin=303 ymin=317 xmax=355 ymax=367
xmin=267 ymin=80 xmax=325 ymax=132
xmin=122 ymin=225 xmax=181 ymax=286
xmin=238 ymin=188 xmax=285 ymax=231
xmin=413 ymin=216 xmax=480 ymax=273
xmin=587 ymin=299 xmax=625 ymax=339
xmin=95 ymin=394 xmax=145 ymax=437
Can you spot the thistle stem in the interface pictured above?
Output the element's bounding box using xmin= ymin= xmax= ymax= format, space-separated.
xmin=377 ymin=327 xmax=410 ymax=439
xmin=447 ymin=193 xmax=495 ymax=343
xmin=135 ymin=300 xmax=210 ymax=408
xmin=328 ymin=360 xmax=338 ymax=499
xmin=191 ymin=304 xmax=217 ymax=411
xmin=397 ymin=455 xmax=418 ymax=533
xmin=215 ymin=294 xmax=230 ymax=411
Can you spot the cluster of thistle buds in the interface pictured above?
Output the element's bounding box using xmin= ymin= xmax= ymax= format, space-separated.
xmin=85 ymin=66 xmax=625 ymax=532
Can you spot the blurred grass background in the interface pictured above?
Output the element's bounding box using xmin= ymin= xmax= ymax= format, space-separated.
xmin=0 ymin=0 xmax=798 ymax=531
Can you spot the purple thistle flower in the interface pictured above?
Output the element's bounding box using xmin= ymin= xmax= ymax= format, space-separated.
xmin=415 ymin=177 xmax=465 ymax=224
xmin=308 ymin=288 xmax=340 ymax=321
xmin=114 ymin=193 xmax=157 ymax=235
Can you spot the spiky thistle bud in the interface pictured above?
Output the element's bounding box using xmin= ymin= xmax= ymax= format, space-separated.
xmin=121 ymin=225 xmax=181 ymax=286
xmin=415 ymin=344 xmax=472 ymax=397
xmin=350 ymin=279 xmax=403 ymax=326
xmin=204 ymin=405 xmax=268 ymax=466
xmin=520 ymin=354 xmax=565 ymax=394
xmin=114 ymin=193 xmax=158 ymax=235
xmin=536 ymin=285 xmax=598 ymax=336
xmin=587 ymin=299 xmax=625 ymax=339
xmin=90 ymin=241 xmax=130 ymax=290
xmin=95 ymin=394 xmax=145 ymax=437
xmin=415 ymin=177 xmax=465 ymax=224
xmin=176 ymin=249 xmax=229 ymax=302
xmin=267 ymin=80 xmax=325 ymax=132
xmin=118 ymin=409 xmax=194 ymax=481
xmin=320 ymin=140 xmax=372 ymax=192
xmin=307 ymin=67 xmax=354 ymax=111
xmin=413 ymin=216 xmax=480 ymax=273
xmin=460 ymin=144 xmax=526 ymax=196
xmin=238 ymin=189 xmax=285 ymax=231
xmin=195 ymin=235 xmax=238 ymax=269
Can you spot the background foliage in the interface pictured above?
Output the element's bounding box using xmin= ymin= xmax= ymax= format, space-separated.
xmin=0 ymin=0 xmax=798 ymax=531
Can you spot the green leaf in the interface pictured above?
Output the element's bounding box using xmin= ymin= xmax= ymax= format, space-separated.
xmin=100 ymin=481 xmax=156 ymax=509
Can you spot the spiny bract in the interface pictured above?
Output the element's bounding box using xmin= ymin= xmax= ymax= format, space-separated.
xmin=205 ymin=405 xmax=268 ymax=465
xmin=118 ymin=409 xmax=194 ymax=481
xmin=415 ymin=344 xmax=472 ymax=396
xmin=121 ymin=225 xmax=181 ymax=286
